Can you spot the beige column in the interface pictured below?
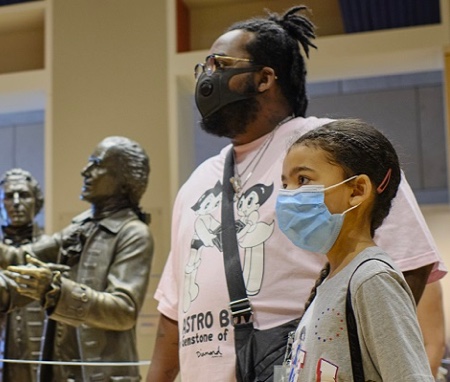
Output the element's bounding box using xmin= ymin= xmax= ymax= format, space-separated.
xmin=46 ymin=0 xmax=170 ymax=375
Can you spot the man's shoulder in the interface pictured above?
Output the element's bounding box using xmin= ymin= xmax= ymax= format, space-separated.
xmin=280 ymin=116 xmax=335 ymax=134
xmin=197 ymin=144 xmax=230 ymax=168
xmin=179 ymin=145 xmax=230 ymax=189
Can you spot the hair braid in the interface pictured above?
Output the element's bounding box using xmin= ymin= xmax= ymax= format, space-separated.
xmin=302 ymin=262 xmax=330 ymax=317
xmin=313 ymin=127 xmax=400 ymax=236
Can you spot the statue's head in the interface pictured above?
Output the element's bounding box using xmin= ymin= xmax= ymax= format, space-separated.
xmin=0 ymin=168 xmax=44 ymax=227
xmin=80 ymin=136 xmax=150 ymax=208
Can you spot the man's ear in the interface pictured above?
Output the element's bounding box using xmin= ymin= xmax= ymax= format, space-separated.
xmin=349 ymin=174 xmax=373 ymax=206
xmin=257 ymin=67 xmax=277 ymax=92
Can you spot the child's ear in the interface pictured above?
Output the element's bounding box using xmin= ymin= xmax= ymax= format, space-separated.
xmin=350 ymin=175 xmax=373 ymax=206
xmin=257 ymin=67 xmax=277 ymax=92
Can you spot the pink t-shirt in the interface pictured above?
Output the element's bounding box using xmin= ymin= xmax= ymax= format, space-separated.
xmin=155 ymin=116 xmax=446 ymax=382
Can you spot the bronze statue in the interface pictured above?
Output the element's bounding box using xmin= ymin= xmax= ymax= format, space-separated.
xmin=5 ymin=136 xmax=154 ymax=382
xmin=0 ymin=168 xmax=47 ymax=382
xmin=0 ymin=168 xmax=44 ymax=246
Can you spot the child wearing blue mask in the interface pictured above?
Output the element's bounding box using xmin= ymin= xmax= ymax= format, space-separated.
xmin=276 ymin=119 xmax=433 ymax=381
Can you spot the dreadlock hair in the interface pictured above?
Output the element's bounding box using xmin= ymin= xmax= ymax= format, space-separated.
xmin=227 ymin=6 xmax=316 ymax=117
xmin=290 ymin=119 xmax=402 ymax=237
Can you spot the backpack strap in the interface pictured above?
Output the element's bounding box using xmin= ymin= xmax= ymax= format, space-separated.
xmin=346 ymin=257 xmax=394 ymax=382
xmin=221 ymin=147 xmax=253 ymax=325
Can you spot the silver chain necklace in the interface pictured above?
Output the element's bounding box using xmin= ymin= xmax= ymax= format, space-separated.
xmin=229 ymin=115 xmax=294 ymax=200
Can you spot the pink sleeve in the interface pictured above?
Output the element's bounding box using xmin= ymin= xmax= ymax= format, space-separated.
xmin=153 ymin=191 xmax=185 ymax=322
xmin=374 ymin=172 xmax=447 ymax=282
xmin=154 ymin=249 xmax=179 ymax=321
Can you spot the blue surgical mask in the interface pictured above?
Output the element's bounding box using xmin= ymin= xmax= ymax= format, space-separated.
xmin=275 ymin=176 xmax=360 ymax=254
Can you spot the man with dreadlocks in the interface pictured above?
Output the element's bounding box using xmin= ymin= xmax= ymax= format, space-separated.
xmin=147 ymin=6 xmax=446 ymax=382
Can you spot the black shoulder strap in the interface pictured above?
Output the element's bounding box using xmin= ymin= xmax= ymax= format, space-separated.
xmin=221 ymin=148 xmax=253 ymax=325
xmin=346 ymin=257 xmax=393 ymax=382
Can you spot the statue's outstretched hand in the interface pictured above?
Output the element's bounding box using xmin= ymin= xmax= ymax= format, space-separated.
xmin=5 ymin=254 xmax=54 ymax=301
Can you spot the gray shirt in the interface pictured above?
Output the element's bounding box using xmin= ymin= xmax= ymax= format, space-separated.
xmin=289 ymin=247 xmax=433 ymax=381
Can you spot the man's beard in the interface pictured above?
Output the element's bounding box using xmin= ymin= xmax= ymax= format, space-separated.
xmin=200 ymin=96 xmax=260 ymax=139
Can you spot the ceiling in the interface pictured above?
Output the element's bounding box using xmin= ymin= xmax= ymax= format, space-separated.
xmin=182 ymin=0 xmax=441 ymax=38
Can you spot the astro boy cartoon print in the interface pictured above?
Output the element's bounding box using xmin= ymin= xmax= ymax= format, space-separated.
xmin=184 ymin=181 xmax=222 ymax=312
xmin=236 ymin=183 xmax=275 ymax=296
xmin=183 ymin=181 xmax=274 ymax=312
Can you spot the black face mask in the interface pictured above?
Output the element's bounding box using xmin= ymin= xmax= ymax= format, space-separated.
xmin=195 ymin=67 xmax=261 ymax=119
